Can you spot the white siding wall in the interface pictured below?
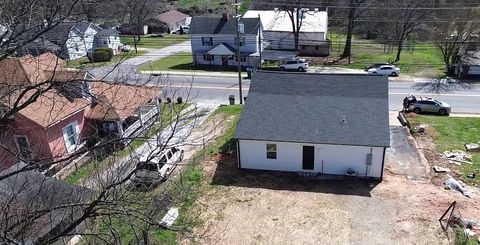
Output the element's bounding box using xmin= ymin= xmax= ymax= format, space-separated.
xmin=190 ymin=34 xmax=259 ymax=54
xmin=264 ymin=31 xmax=326 ymax=50
xmin=65 ymin=26 xmax=98 ymax=60
xmin=94 ymin=35 xmax=122 ymax=55
xmin=238 ymin=140 xmax=385 ymax=178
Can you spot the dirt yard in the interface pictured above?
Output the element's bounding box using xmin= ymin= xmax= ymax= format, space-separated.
xmin=180 ymin=113 xmax=480 ymax=245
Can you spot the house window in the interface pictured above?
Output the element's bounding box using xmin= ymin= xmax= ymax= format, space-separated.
xmin=203 ymin=54 xmax=214 ymax=61
xmin=15 ymin=135 xmax=32 ymax=160
xmin=202 ymin=37 xmax=213 ymax=46
xmin=301 ymin=45 xmax=305 ymax=50
xmin=315 ymin=45 xmax=319 ymax=50
xmin=63 ymin=121 xmax=79 ymax=153
xmin=234 ymin=37 xmax=245 ymax=47
xmin=266 ymin=144 xmax=277 ymax=159
xmin=235 ymin=55 xmax=247 ymax=63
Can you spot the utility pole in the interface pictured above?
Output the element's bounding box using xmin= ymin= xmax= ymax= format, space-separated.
xmin=258 ymin=13 xmax=262 ymax=70
xmin=235 ymin=0 xmax=243 ymax=104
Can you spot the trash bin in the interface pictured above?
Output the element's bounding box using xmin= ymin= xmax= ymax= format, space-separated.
xmin=228 ymin=95 xmax=235 ymax=105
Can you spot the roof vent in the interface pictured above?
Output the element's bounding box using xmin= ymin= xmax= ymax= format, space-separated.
xmin=274 ymin=7 xmax=279 ymax=12
xmin=314 ymin=8 xmax=319 ymax=12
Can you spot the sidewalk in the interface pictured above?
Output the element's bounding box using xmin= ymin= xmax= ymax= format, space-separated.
xmin=141 ymin=70 xmax=243 ymax=78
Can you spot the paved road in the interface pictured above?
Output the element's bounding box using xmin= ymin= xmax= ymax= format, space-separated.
xmin=87 ymin=43 xmax=480 ymax=113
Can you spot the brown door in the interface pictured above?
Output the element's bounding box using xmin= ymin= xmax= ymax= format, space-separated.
xmin=222 ymin=56 xmax=228 ymax=66
xmin=302 ymin=146 xmax=314 ymax=170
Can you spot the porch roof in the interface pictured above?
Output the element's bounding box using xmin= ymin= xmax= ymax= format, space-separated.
xmin=207 ymin=43 xmax=236 ymax=56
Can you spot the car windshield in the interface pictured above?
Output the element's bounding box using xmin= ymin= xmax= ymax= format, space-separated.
xmin=434 ymin=100 xmax=442 ymax=104
xmin=137 ymin=162 xmax=158 ymax=171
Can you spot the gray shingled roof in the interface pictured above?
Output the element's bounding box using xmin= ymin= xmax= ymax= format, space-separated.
xmin=189 ymin=17 xmax=260 ymax=35
xmin=233 ymin=72 xmax=390 ymax=147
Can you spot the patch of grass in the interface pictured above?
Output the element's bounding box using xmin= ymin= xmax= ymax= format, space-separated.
xmin=327 ymin=32 xmax=446 ymax=77
xmin=139 ymin=52 xmax=193 ymax=71
xmin=177 ymin=0 xmax=227 ymax=8
xmin=64 ymin=160 xmax=100 ymax=185
xmin=66 ymin=50 xmax=146 ymax=69
xmin=409 ymin=115 xmax=480 ymax=184
xmin=454 ymin=225 xmax=478 ymax=245
xmin=120 ymin=35 xmax=189 ymax=49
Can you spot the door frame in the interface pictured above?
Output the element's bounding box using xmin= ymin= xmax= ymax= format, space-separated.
xmin=302 ymin=145 xmax=315 ymax=170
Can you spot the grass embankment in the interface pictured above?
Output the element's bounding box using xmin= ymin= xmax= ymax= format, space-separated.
xmin=120 ymin=35 xmax=189 ymax=49
xmin=408 ymin=115 xmax=480 ymax=184
xmin=65 ymin=103 xmax=192 ymax=185
xmin=66 ymin=50 xmax=146 ymax=69
xmin=139 ymin=52 xmax=193 ymax=71
xmin=328 ymin=32 xmax=445 ymax=77
xmin=81 ymin=105 xmax=243 ymax=244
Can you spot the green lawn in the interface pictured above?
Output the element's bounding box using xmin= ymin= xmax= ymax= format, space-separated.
xmin=408 ymin=115 xmax=480 ymax=184
xmin=66 ymin=50 xmax=146 ymax=69
xmin=120 ymin=35 xmax=189 ymax=49
xmin=139 ymin=52 xmax=193 ymax=71
xmin=328 ymin=33 xmax=446 ymax=78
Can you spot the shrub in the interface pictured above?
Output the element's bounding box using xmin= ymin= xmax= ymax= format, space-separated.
xmin=91 ymin=48 xmax=113 ymax=62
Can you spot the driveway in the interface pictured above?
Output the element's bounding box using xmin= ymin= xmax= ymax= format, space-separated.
xmin=89 ymin=41 xmax=191 ymax=80
xmin=385 ymin=111 xmax=429 ymax=181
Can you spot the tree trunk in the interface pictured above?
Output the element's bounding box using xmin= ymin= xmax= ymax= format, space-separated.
xmin=395 ymin=40 xmax=403 ymax=62
xmin=342 ymin=2 xmax=356 ymax=58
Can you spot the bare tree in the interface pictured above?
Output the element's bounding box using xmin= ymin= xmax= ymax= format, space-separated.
xmin=379 ymin=0 xmax=434 ymax=62
xmin=433 ymin=5 xmax=480 ymax=76
xmin=340 ymin=0 xmax=376 ymax=59
xmin=0 ymin=1 xmax=219 ymax=244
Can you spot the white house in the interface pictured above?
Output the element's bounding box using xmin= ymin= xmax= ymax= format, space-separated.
xmin=44 ymin=22 xmax=101 ymax=60
xmin=188 ymin=15 xmax=262 ymax=68
xmin=243 ymin=9 xmax=331 ymax=56
xmin=233 ymin=72 xmax=390 ymax=179
xmin=93 ymin=29 xmax=122 ymax=55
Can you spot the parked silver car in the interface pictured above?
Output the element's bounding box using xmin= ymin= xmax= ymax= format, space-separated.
xmin=405 ymin=95 xmax=451 ymax=116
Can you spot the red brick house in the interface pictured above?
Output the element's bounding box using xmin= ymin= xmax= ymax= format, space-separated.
xmin=0 ymin=54 xmax=161 ymax=171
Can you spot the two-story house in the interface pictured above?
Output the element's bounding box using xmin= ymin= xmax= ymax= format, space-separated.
xmin=189 ymin=15 xmax=262 ymax=68
xmin=0 ymin=53 xmax=161 ymax=172
xmin=43 ymin=22 xmax=101 ymax=60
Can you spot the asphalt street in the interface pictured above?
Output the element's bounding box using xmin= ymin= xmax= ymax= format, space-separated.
xmin=99 ymin=72 xmax=480 ymax=114
xmin=87 ymin=41 xmax=480 ymax=114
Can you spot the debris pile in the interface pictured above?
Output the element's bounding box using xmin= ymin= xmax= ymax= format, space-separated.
xmin=444 ymin=174 xmax=473 ymax=198
xmin=442 ymin=150 xmax=473 ymax=165
xmin=465 ymin=143 xmax=480 ymax=152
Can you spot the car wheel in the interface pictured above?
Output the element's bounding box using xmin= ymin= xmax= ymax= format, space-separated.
xmin=391 ymin=72 xmax=397 ymax=76
xmin=279 ymin=67 xmax=285 ymax=71
xmin=438 ymin=109 xmax=448 ymax=116
xmin=372 ymin=71 xmax=377 ymax=74
xmin=298 ymin=67 xmax=305 ymax=72
xmin=413 ymin=107 xmax=422 ymax=114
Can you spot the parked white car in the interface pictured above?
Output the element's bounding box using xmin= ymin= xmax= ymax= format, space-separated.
xmin=367 ymin=65 xmax=400 ymax=76
xmin=278 ymin=59 xmax=309 ymax=72
xmin=171 ymin=26 xmax=189 ymax=34
xmin=131 ymin=147 xmax=184 ymax=186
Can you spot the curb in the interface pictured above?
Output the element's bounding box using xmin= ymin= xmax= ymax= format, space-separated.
xmin=140 ymin=70 xmax=242 ymax=78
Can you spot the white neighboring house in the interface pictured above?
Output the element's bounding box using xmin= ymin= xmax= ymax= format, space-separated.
xmin=93 ymin=29 xmax=122 ymax=55
xmin=44 ymin=22 xmax=101 ymax=60
xmin=189 ymin=15 xmax=262 ymax=68
xmin=244 ymin=9 xmax=331 ymax=56
xmin=233 ymin=72 xmax=390 ymax=179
